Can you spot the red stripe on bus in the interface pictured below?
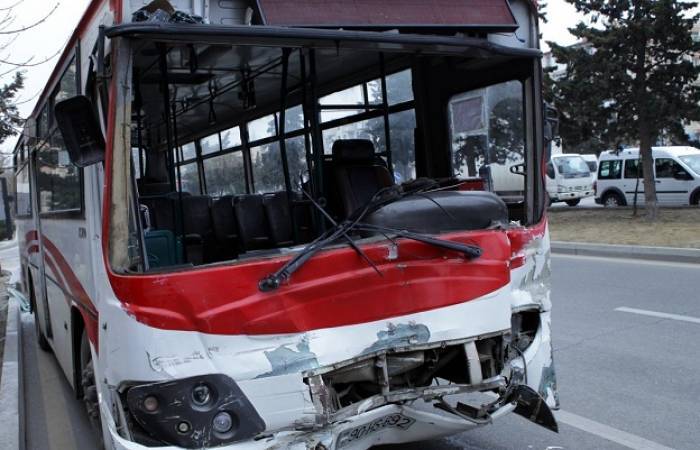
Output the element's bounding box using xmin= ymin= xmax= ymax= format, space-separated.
xmin=25 ymin=230 xmax=38 ymax=245
xmin=108 ymin=231 xmax=512 ymax=335
xmin=26 ymin=229 xmax=100 ymax=348
xmin=41 ymin=238 xmax=98 ymax=318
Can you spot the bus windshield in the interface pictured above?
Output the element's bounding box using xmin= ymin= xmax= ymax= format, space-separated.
xmin=111 ymin=30 xmax=543 ymax=273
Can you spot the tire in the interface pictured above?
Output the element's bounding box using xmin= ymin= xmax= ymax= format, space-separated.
xmin=80 ymin=332 xmax=104 ymax=449
xmin=691 ymin=191 xmax=700 ymax=206
xmin=29 ymin=280 xmax=51 ymax=352
xmin=602 ymin=192 xmax=624 ymax=207
xmin=565 ymin=199 xmax=581 ymax=207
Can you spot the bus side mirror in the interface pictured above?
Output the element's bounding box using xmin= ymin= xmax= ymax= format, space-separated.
xmin=54 ymin=96 xmax=105 ymax=168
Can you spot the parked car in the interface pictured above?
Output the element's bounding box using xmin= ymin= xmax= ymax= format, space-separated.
xmin=595 ymin=146 xmax=700 ymax=207
xmin=546 ymin=154 xmax=596 ymax=206
xmin=581 ymin=154 xmax=599 ymax=180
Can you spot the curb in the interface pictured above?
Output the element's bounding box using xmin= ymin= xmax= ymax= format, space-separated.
xmin=0 ymin=296 xmax=20 ymax=449
xmin=552 ymin=241 xmax=700 ymax=264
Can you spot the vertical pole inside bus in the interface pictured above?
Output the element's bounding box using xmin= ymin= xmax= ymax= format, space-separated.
xmin=277 ymin=48 xmax=299 ymax=244
xmin=157 ymin=43 xmax=188 ymax=263
xmin=307 ymin=49 xmax=326 ymax=233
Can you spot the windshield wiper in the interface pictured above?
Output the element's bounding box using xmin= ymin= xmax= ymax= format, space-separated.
xmin=258 ymin=182 xmax=482 ymax=292
xmin=259 ymin=186 xmax=401 ymax=292
xmin=355 ymin=223 xmax=483 ymax=259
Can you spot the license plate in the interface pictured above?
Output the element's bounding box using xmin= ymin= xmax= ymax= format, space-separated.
xmin=336 ymin=413 xmax=416 ymax=448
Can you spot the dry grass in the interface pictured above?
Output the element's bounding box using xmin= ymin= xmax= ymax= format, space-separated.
xmin=548 ymin=208 xmax=700 ymax=248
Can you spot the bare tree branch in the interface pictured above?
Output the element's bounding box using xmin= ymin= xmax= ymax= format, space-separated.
xmin=0 ymin=1 xmax=24 ymax=13
xmin=0 ymin=46 xmax=61 ymax=67
xmin=0 ymin=2 xmax=58 ymax=35
xmin=0 ymin=33 xmax=18 ymax=52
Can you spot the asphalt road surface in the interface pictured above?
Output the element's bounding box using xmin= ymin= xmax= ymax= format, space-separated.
xmin=17 ymin=254 xmax=700 ymax=450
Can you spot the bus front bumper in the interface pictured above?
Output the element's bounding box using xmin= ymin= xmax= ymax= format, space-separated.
xmin=103 ymin=384 xmax=557 ymax=450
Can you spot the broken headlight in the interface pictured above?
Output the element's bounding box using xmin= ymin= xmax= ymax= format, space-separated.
xmin=124 ymin=374 xmax=265 ymax=448
xmin=510 ymin=311 xmax=541 ymax=352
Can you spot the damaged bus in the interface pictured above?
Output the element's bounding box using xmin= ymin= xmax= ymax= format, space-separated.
xmin=14 ymin=0 xmax=559 ymax=448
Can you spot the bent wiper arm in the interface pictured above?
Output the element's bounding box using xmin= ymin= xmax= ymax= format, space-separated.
xmin=258 ymin=227 xmax=342 ymax=292
xmin=302 ymin=190 xmax=382 ymax=278
xmin=356 ymin=224 xmax=483 ymax=259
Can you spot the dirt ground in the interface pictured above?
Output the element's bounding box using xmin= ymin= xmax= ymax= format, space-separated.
xmin=548 ymin=207 xmax=700 ymax=248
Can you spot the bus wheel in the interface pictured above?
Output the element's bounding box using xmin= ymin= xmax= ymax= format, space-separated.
xmin=80 ymin=332 xmax=104 ymax=448
xmin=565 ymin=199 xmax=581 ymax=207
xmin=603 ymin=192 xmax=624 ymax=207
xmin=29 ymin=281 xmax=50 ymax=352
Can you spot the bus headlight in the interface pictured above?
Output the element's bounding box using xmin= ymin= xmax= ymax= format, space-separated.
xmin=124 ymin=374 xmax=265 ymax=448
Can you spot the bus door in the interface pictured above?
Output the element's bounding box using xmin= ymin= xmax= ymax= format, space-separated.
xmin=35 ymin=131 xmax=89 ymax=388
xmin=28 ymin=150 xmax=54 ymax=342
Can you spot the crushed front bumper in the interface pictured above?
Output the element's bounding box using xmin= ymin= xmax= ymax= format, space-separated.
xmin=103 ymin=369 xmax=557 ymax=450
xmin=104 ymin=384 xmax=555 ymax=450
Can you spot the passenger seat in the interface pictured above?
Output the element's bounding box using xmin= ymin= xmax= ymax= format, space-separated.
xmin=234 ymin=195 xmax=272 ymax=252
xmin=332 ymin=139 xmax=394 ymax=217
xmin=182 ymin=196 xmax=214 ymax=265
xmin=263 ymin=193 xmax=294 ymax=247
xmin=211 ymin=196 xmax=239 ymax=260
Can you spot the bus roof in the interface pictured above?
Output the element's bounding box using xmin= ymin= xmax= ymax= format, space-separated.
xmin=18 ymin=0 xmax=540 ymax=152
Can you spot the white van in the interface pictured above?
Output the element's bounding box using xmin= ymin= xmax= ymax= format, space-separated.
xmin=595 ymin=146 xmax=700 ymax=206
xmin=546 ymin=154 xmax=596 ymax=206
xmin=581 ymin=154 xmax=599 ymax=180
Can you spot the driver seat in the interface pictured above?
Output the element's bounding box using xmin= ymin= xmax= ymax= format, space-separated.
xmin=332 ymin=139 xmax=394 ymax=217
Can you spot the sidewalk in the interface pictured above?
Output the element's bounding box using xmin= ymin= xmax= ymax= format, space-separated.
xmin=552 ymin=241 xmax=700 ymax=264
xmin=0 ymin=274 xmax=20 ymax=450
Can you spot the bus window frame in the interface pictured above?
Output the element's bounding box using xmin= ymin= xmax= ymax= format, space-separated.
xmin=178 ymin=69 xmax=416 ymax=198
xmin=33 ymin=49 xmax=85 ymax=220
xmin=14 ymin=159 xmax=33 ymax=219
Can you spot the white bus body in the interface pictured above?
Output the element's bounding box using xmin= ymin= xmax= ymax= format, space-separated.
xmin=13 ymin=1 xmax=559 ymax=449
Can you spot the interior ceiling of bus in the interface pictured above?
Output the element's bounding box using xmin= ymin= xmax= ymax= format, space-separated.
xmin=134 ymin=42 xmax=409 ymax=147
xmin=132 ymin=39 xmax=523 ymax=149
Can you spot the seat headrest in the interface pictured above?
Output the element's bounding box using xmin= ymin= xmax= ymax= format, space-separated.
xmin=332 ymin=139 xmax=376 ymax=163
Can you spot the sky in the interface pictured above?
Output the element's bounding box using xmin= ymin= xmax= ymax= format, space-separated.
xmin=0 ymin=0 xmax=584 ymax=155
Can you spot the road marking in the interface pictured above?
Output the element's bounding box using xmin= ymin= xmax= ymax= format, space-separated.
xmin=556 ymin=410 xmax=675 ymax=450
xmin=615 ymin=307 xmax=700 ymax=325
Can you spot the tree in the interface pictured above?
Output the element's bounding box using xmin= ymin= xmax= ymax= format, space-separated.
xmin=0 ymin=71 xmax=23 ymax=144
xmin=0 ymin=1 xmax=61 ymax=170
xmin=452 ymin=82 xmax=525 ymax=178
xmin=548 ymin=0 xmax=700 ymax=220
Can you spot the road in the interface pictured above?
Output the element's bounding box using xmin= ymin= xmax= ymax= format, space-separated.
xmin=13 ymin=252 xmax=700 ymax=450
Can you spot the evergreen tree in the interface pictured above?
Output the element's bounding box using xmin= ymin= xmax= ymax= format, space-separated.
xmin=0 ymin=72 xmax=24 ymax=145
xmin=548 ymin=0 xmax=700 ymax=220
